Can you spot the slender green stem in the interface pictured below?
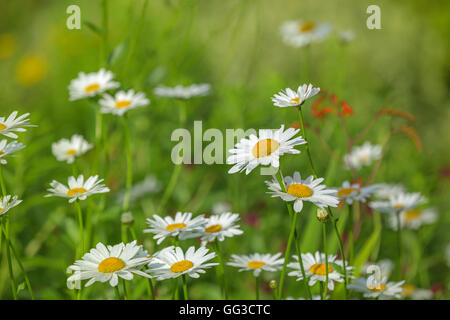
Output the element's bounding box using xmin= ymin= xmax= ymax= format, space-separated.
xmin=328 ymin=208 xmax=348 ymax=297
xmin=255 ymin=276 xmax=260 ymax=300
xmin=173 ymin=278 xmax=180 ymax=300
xmin=122 ymin=115 xmax=133 ymax=212
xmin=74 ymin=201 xmax=85 ymax=257
xmin=147 ymin=277 xmax=155 ymax=300
xmin=3 ymin=217 xmax=18 ymax=299
xmin=0 ymin=165 xmax=6 ymax=196
xmin=396 ymin=210 xmax=402 ymax=279
xmin=278 ymin=209 xmax=298 ymax=300
xmin=214 ymin=240 xmax=228 ymax=299
xmin=297 ymin=107 xmax=318 ymax=178
xmin=71 ymin=162 xmax=78 ymax=177
xmin=101 ymin=0 xmax=109 ymax=65
xmin=182 ymin=274 xmax=189 ymax=300
xmin=348 ymin=204 xmax=354 ymax=264
xmin=114 ymin=286 xmax=121 ymax=300
xmin=322 ymin=222 xmax=329 ymax=300
xmin=122 ymin=279 xmax=128 ymax=300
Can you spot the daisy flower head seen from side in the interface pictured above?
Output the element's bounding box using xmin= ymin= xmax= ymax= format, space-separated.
xmin=344 ymin=142 xmax=382 ymax=170
xmin=227 ymin=125 xmax=306 ymax=175
xmin=280 ymin=20 xmax=332 ymax=48
xmin=199 ymin=212 xmax=243 ymax=244
xmin=369 ymin=191 xmax=427 ymax=215
xmin=335 ymin=181 xmax=379 ymax=205
xmin=0 ymin=111 xmax=36 ymax=139
xmin=153 ymin=83 xmax=211 ymax=99
xmin=45 ymin=174 xmax=110 ymax=203
xmin=99 ymin=89 xmax=150 ymax=116
xmin=374 ymin=183 xmax=406 ymax=200
xmin=227 ymin=253 xmax=284 ymax=277
xmin=143 ymin=212 xmax=207 ymax=245
xmin=147 ymin=246 xmax=218 ymax=280
xmin=271 ymin=84 xmax=320 ymax=108
xmin=401 ymin=284 xmax=433 ymax=300
xmin=388 ymin=207 xmax=437 ymax=230
xmin=0 ymin=195 xmax=22 ymax=216
xmin=0 ymin=139 xmax=25 ymax=164
xmin=66 ymin=241 xmax=151 ymax=288
xmin=52 ymin=134 xmax=93 ymax=164
xmin=68 ymin=68 xmax=120 ymax=101
xmin=266 ymin=171 xmax=339 ymax=213
xmin=288 ymin=252 xmax=354 ymax=291
xmin=348 ymin=276 xmax=405 ymax=299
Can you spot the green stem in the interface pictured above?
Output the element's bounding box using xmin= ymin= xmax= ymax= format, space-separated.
xmin=255 ymin=276 xmax=260 ymax=300
xmin=328 ymin=208 xmax=348 ymax=297
xmin=0 ymin=165 xmax=6 ymax=196
xmin=114 ymin=286 xmax=121 ymax=300
xmin=297 ymin=107 xmax=317 ymax=178
xmin=122 ymin=115 xmax=133 ymax=212
xmin=3 ymin=217 xmax=18 ymax=299
xmin=396 ymin=210 xmax=402 ymax=279
xmin=348 ymin=204 xmax=354 ymax=264
xmin=101 ymin=0 xmax=109 ymax=65
xmin=322 ymin=222 xmax=329 ymax=300
xmin=147 ymin=277 xmax=155 ymax=300
xmin=182 ymin=274 xmax=189 ymax=300
xmin=214 ymin=240 xmax=228 ymax=299
xmin=122 ymin=279 xmax=128 ymax=300
xmin=74 ymin=201 xmax=85 ymax=258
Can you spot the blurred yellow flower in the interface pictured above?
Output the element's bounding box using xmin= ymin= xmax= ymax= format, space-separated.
xmin=16 ymin=54 xmax=48 ymax=86
xmin=0 ymin=33 xmax=17 ymax=59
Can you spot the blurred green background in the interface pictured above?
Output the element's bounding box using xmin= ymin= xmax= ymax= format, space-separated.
xmin=0 ymin=0 xmax=448 ymax=299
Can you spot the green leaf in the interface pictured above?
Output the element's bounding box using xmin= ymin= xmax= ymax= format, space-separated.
xmin=353 ymin=225 xmax=382 ymax=278
xmin=83 ymin=20 xmax=102 ymax=35
xmin=107 ymin=40 xmax=129 ymax=66
xmin=17 ymin=282 xmax=26 ymax=295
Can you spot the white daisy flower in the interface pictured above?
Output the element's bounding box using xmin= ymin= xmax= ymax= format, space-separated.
xmin=66 ymin=241 xmax=151 ymax=288
xmin=280 ymin=20 xmax=332 ymax=48
xmin=348 ymin=276 xmax=405 ymax=299
xmin=45 ymin=174 xmax=110 ymax=203
xmin=288 ymin=252 xmax=354 ymax=291
xmin=362 ymin=259 xmax=394 ymax=280
xmin=272 ymin=84 xmax=320 ymax=108
xmin=227 ymin=125 xmax=306 ymax=175
xmin=147 ymin=246 xmax=218 ymax=280
xmin=401 ymin=284 xmax=433 ymax=300
xmin=339 ymin=30 xmax=356 ymax=43
xmin=154 ymin=83 xmax=211 ymax=99
xmin=227 ymin=253 xmax=284 ymax=277
xmin=116 ymin=174 xmax=160 ymax=205
xmin=68 ymin=68 xmax=120 ymax=101
xmin=369 ymin=192 xmax=427 ymax=215
xmin=143 ymin=212 xmax=207 ymax=245
xmin=0 ymin=139 xmax=25 ymax=164
xmin=388 ymin=207 xmax=437 ymax=230
xmin=286 ymin=295 xmax=326 ymax=300
xmin=198 ymin=212 xmax=243 ymax=244
xmin=335 ymin=181 xmax=379 ymax=205
xmin=51 ymin=134 xmax=93 ymax=164
xmin=266 ymin=172 xmax=339 ymax=213
xmin=0 ymin=195 xmax=22 ymax=216
xmin=0 ymin=111 xmax=36 ymax=139
xmin=99 ymin=89 xmax=150 ymax=116
xmin=374 ymin=183 xmax=406 ymax=199
xmin=211 ymin=201 xmax=232 ymax=215
xmin=344 ymin=142 xmax=382 ymax=170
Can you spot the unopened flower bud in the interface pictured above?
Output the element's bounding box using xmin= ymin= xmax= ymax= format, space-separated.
xmin=121 ymin=211 xmax=134 ymax=225
xmin=269 ymin=280 xmax=278 ymax=289
xmin=316 ymin=208 xmax=329 ymax=222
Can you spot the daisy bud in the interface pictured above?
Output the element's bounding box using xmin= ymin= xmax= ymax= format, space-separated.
xmin=269 ymin=280 xmax=278 ymax=289
xmin=316 ymin=208 xmax=329 ymax=222
xmin=121 ymin=211 xmax=134 ymax=225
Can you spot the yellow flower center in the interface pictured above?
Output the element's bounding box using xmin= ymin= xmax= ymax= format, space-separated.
xmin=360 ymin=155 xmax=369 ymax=163
xmin=0 ymin=150 xmax=4 ymax=156
xmin=66 ymin=187 xmax=87 ymax=197
xmin=367 ymin=283 xmax=387 ymax=292
xmin=171 ymin=260 xmax=194 ymax=273
xmin=252 ymin=138 xmax=280 ymax=158
xmin=165 ymin=223 xmax=186 ymax=231
xmin=402 ymin=284 xmax=415 ymax=296
xmin=337 ymin=187 xmax=360 ymax=197
xmin=290 ymin=97 xmax=300 ymax=104
xmin=66 ymin=149 xmax=77 ymax=156
xmin=85 ymin=83 xmax=100 ymax=93
xmin=393 ymin=204 xmax=405 ymax=210
xmin=0 ymin=207 xmax=3 ymax=213
xmin=98 ymin=257 xmax=126 ymax=273
xmin=309 ymin=263 xmax=333 ymax=276
xmin=205 ymin=224 xmax=222 ymax=233
xmin=115 ymin=100 xmax=132 ymax=109
xmin=404 ymin=209 xmax=421 ymax=221
xmin=287 ymin=184 xmax=313 ymax=198
xmin=299 ymin=22 xmax=315 ymax=33
xmin=0 ymin=123 xmax=6 ymax=130
xmin=247 ymin=261 xmax=265 ymax=269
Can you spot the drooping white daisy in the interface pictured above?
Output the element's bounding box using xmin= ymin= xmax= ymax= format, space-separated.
xmin=0 ymin=139 xmax=25 ymax=164
xmin=388 ymin=207 xmax=437 ymax=230
xmin=227 ymin=253 xmax=284 ymax=277
xmin=211 ymin=201 xmax=232 ymax=215
xmin=401 ymin=284 xmax=433 ymax=300
xmin=280 ymin=20 xmax=332 ymax=48
xmin=68 ymin=68 xmax=120 ymax=101
xmin=154 ymin=83 xmax=211 ymax=99
xmin=334 ymin=181 xmax=379 ymax=205
xmin=344 ymin=142 xmax=382 ymax=170
xmin=66 ymin=241 xmax=151 ymax=288
xmin=116 ymin=174 xmax=160 ymax=205
xmin=99 ymin=89 xmax=150 ymax=116
xmin=198 ymin=212 xmax=243 ymax=244
xmin=266 ymin=171 xmax=339 ymax=213
xmin=0 ymin=111 xmax=35 ymax=139
xmin=374 ymin=183 xmax=406 ymax=200
xmin=147 ymin=246 xmax=218 ymax=280
xmin=52 ymin=134 xmax=93 ymax=164
xmin=227 ymin=125 xmax=306 ymax=175
xmin=288 ymin=252 xmax=354 ymax=291
xmin=348 ymin=276 xmax=405 ymax=299
xmin=143 ymin=212 xmax=207 ymax=245
xmin=369 ymin=192 xmax=427 ymax=215
xmin=271 ymin=84 xmax=320 ymax=108
xmin=45 ymin=175 xmax=110 ymax=203
xmin=0 ymin=195 xmax=22 ymax=216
